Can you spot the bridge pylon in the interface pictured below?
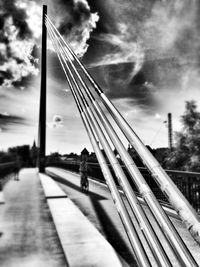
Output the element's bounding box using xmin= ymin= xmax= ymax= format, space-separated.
xmin=38 ymin=5 xmax=47 ymax=173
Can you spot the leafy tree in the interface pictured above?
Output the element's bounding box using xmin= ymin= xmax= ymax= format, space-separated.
xmin=8 ymin=145 xmax=31 ymax=166
xmin=166 ymin=101 xmax=200 ymax=171
xmin=0 ymin=151 xmax=14 ymax=163
xmin=47 ymin=152 xmax=61 ymax=163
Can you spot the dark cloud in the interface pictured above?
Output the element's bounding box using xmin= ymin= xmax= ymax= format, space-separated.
xmin=48 ymin=0 xmax=99 ymax=57
xmin=56 ymin=0 xmax=91 ymax=34
xmin=6 ymin=1 xmax=32 ymax=39
xmin=99 ymin=63 xmax=155 ymax=111
xmin=86 ymin=0 xmax=116 ymax=34
xmin=84 ymin=0 xmax=200 ymax=110
xmin=0 ymin=70 xmax=12 ymax=85
xmin=0 ymin=0 xmax=99 ymax=88
xmin=0 ymin=0 xmax=39 ymax=87
xmin=0 ymin=112 xmax=27 ymax=131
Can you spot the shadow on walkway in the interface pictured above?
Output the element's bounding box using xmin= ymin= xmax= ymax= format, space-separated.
xmin=92 ymin=200 xmax=137 ymax=267
xmin=47 ymin=169 xmax=137 ymax=266
xmin=46 ymin=170 xmax=107 ymax=201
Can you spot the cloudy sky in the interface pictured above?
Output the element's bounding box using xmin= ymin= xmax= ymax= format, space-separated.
xmin=0 ymin=0 xmax=200 ymax=154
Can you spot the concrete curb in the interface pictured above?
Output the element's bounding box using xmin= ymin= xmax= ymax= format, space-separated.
xmin=39 ymin=173 xmax=123 ymax=267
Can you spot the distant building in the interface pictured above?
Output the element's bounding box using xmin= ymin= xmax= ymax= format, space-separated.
xmin=30 ymin=140 xmax=38 ymax=167
xmin=60 ymin=156 xmax=67 ymax=161
xmin=81 ymin=148 xmax=89 ymax=156
xmin=81 ymin=148 xmax=89 ymax=161
xmin=65 ymin=153 xmax=80 ymax=161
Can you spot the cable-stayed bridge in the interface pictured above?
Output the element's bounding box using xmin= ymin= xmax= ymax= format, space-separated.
xmin=1 ymin=5 xmax=200 ymax=267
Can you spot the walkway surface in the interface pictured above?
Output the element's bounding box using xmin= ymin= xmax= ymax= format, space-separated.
xmin=39 ymin=173 xmax=122 ymax=267
xmin=0 ymin=168 xmax=66 ymax=267
xmin=1 ymin=167 xmax=200 ymax=267
xmin=46 ymin=167 xmax=200 ymax=267
xmin=0 ymin=168 xmax=123 ymax=267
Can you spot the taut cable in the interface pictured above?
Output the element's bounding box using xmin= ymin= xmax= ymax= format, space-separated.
xmin=46 ymin=20 xmax=152 ymax=267
xmin=45 ymin=17 xmax=198 ymax=267
xmin=45 ymin=15 xmax=200 ymax=247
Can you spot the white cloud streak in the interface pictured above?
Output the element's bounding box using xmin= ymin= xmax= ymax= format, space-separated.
xmin=47 ymin=115 xmax=64 ymax=129
xmin=90 ymin=0 xmax=200 ymax=90
xmin=91 ymin=22 xmax=144 ymax=84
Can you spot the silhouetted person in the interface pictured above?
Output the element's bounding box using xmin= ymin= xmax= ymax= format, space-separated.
xmin=14 ymin=156 xmax=22 ymax=181
xmin=79 ymin=148 xmax=89 ymax=191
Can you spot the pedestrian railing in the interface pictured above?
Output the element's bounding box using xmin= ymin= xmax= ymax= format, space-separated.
xmin=0 ymin=162 xmax=16 ymax=180
xmin=47 ymin=160 xmax=200 ymax=213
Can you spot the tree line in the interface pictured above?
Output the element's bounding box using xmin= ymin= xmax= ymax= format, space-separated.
xmin=165 ymin=100 xmax=200 ymax=172
xmin=1 ymin=100 xmax=200 ymax=172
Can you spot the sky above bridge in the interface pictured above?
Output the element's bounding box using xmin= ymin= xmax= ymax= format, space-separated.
xmin=0 ymin=0 xmax=200 ymax=154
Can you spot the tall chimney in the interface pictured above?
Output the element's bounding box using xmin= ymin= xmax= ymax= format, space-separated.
xmin=168 ymin=113 xmax=173 ymax=151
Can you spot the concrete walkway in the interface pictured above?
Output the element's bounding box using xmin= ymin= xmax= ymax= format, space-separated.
xmin=0 ymin=168 xmax=66 ymax=267
xmin=46 ymin=167 xmax=200 ymax=267
xmin=0 ymin=169 xmax=123 ymax=267
xmin=2 ymin=167 xmax=200 ymax=266
xmin=39 ymin=173 xmax=123 ymax=267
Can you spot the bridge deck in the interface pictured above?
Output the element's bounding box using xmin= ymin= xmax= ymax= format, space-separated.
xmin=1 ymin=167 xmax=200 ymax=267
xmin=0 ymin=168 xmax=124 ymax=267
xmin=0 ymin=169 xmax=66 ymax=267
xmin=46 ymin=167 xmax=200 ymax=267
xmin=39 ymin=172 xmax=122 ymax=267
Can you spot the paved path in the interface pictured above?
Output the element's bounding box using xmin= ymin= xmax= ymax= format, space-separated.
xmin=47 ymin=167 xmax=136 ymax=266
xmin=46 ymin=167 xmax=200 ymax=267
xmin=39 ymin=173 xmax=122 ymax=267
xmin=0 ymin=168 xmax=66 ymax=267
xmin=1 ymin=167 xmax=200 ymax=267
